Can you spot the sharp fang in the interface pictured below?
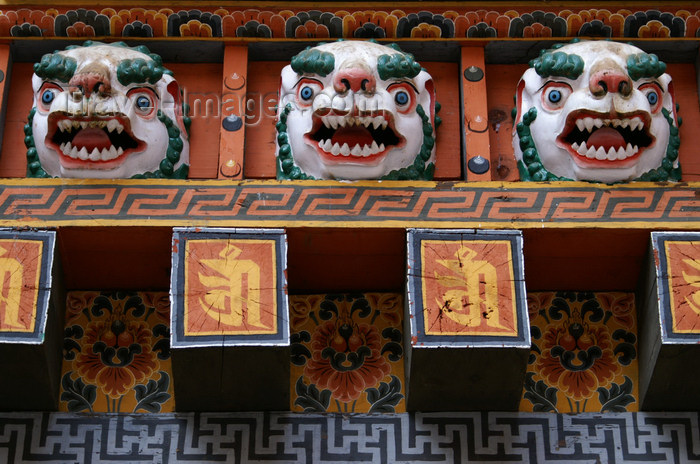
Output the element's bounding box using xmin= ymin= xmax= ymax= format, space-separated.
xmin=340 ymin=143 xmax=351 ymax=156
xmin=595 ymin=146 xmax=607 ymax=160
xmin=583 ymin=117 xmax=595 ymax=132
xmin=585 ymin=144 xmax=596 ymax=158
xmin=331 ymin=142 xmax=341 ymax=156
xmin=626 ymin=143 xmax=634 ymax=157
xmin=576 ymin=119 xmax=585 ymax=132
xmin=381 ymin=120 xmax=388 ymax=130
xmin=78 ymin=147 xmax=89 ymax=160
xmin=72 ymin=121 xmax=81 ymax=129
xmin=370 ymin=141 xmax=379 ymax=153
xmin=337 ymin=118 xmax=346 ymax=128
xmin=106 ymin=119 xmax=120 ymax=133
xmin=350 ymin=144 xmax=362 ymax=156
xmin=117 ymin=147 xmax=124 ymax=156
xmin=88 ymin=148 xmax=100 ymax=161
xmin=80 ymin=121 xmax=88 ymax=130
xmin=577 ymin=141 xmax=588 ymax=155
xmin=372 ymin=118 xmax=382 ymax=130
xmin=116 ymin=125 xmax=124 ymax=134
xmin=329 ymin=116 xmax=338 ymax=130
xmin=606 ymin=146 xmax=618 ymax=160
xmin=379 ymin=143 xmax=385 ymax=152
xmin=107 ymin=146 xmax=118 ymax=160
xmin=593 ymin=119 xmax=603 ymax=129
xmin=361 ymin=144 xmax=371 ymax=157
xmin=571 ymin=142 xmax=580 ymax=151
xmin=69 ymin=145 xmax=78 ymax=158
xmin=59 ymin=142 xmax=66 ymax=153
xmin=100 ymin=148 xmax=110 ymax=160
xmin=616 ymin=146 xmax=627 ymax=160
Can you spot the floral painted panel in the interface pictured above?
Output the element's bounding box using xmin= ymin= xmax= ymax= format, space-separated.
xmin=521 ymin=292 xmax=638 ymax=413
xmin=290 ymin=293 xmax=405 ymax=413
xmin=60 ymin=291 xmax=174 ymax=413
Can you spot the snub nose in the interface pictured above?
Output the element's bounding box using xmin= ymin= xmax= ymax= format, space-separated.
xmin=589 ymin=69 xmax=632 ymax=97
xmin=333 ymin=68 xmax=376 ymax=93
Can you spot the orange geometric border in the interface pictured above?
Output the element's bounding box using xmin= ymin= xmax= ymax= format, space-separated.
xmin=0 ymin=179 xmax=699 ymax=229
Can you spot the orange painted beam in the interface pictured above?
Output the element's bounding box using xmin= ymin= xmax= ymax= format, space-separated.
xmin=0 ymin=44 xmax=12 ymax=166
xmin=461 ymin=46 xmax=491 ymax=181
xmin=218 ymin=45 xmax=248 ymax=179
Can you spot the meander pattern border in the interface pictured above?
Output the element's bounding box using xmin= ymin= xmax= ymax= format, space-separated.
xmin=0 ymin=180 xmax=698 ymax=228
xmin=1 ymin=412 xmax=699 ymax=463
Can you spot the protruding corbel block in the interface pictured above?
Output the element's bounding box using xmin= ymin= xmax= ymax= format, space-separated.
xmin=0 ymin=229 xmax=63 ymax=410
xmin=406 ymin=229 xmax=530 ymax=411
xmin=639 ymin=232 xmax=700 ymax=410
xmin=170 ymin=228 xmax=288 ymax=411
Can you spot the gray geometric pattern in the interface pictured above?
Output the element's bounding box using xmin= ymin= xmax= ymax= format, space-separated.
xmin=2 ymin=412 xmax=700 ymax=463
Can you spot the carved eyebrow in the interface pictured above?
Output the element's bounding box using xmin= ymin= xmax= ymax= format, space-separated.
xmin=387 ymin=81 xmax=419 ymax=93
xmin=292 ymin=77 xmax=323 ymax=89
xmin=290 ymin=48 xmax=335 ymax=77
xmin=34 ymin=53 xmax=77 ymax=83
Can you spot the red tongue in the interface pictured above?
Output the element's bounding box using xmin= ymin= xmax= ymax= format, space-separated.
xmin=586 ymin=127 xmax=626 ymax=149
xmin=71 ymin=128 xmax=111 ymax=150
xmin=330 ymin=126 xmax=374 ymax=147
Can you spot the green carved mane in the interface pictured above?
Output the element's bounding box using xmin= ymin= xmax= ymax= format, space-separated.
xmin=291 ymin=47 xmax=335 ymax=77
xmin=627 ymin=52 xmax=666 ymax=81
xmin=33 ymin=53 xmax=77 ymax=83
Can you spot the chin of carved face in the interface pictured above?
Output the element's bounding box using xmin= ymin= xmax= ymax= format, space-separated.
xmin=558 ymin=110 xmax=655 ymax=169
xmin=305 ymin=111 xmax=404 ymax=164
xmin=46 ymin=114 xmax=145 ymax=170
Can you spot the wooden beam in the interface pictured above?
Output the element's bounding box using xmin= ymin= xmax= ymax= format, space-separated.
xmin=461 ymin=46 xmax=491 ymax=181
xmin=218 ymin=45 xmax=248 ymax=179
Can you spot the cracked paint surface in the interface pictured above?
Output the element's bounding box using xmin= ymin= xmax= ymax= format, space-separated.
xmin=664 ymin=241 xmax=700 ymax=334
xmin=184 ymin=239 xmax=278 ymax=336
xmin=0 ymin=240 xmax=42 ymax=334
xmin=521 ymin=291 xmax=638 ymax=413
xmin=420 ymin=239 xmax=518 ymax=337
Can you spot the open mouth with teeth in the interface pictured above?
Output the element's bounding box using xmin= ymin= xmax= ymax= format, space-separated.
xmin=46 ymin=113 xmax=145 ymax=169
xmin=558 ymin=110 xmax=655 ymax=168
xmin=305 ymin=112 xmax=404 ymax=163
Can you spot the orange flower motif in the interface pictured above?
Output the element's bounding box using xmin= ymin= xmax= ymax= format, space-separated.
xmin=454 ymin=10 xmax=511 ymax=37
xmin=638 ymin=20 xmax=671 ymax=38
xmin=180 ymin=20 xmax=213 ymax=37
xmin=410 ymin=22 xmax=442 ymax=38
xmin=523 ymin=23 xmax=552 ymax=38
xmin=66 ymin=22 xmax=95 ymax=37
xmin=342 ymin=10 xmax=401 ymax=38
xmin=526 ymin=292 xmax=554 ymax=321
xmin=76 ymin=318 xmax=158 ymax=399
xmin=561 ymin=8 xmax=627 ymax=37
xmin=304 ymin=320 xmax=390 ymax=403
xmin=220 ymin=9 xmax=285 ymax=37
xmin=536 ymin=323 xmax=620 ymax=400
xmin=597 ymin=293 xmax=635 ymax=329
xmin=0 ymin=8 xmax=56 ymax=36
xmin=107 ymin=8 xmax=170 ymax=37
xmin=293 ymin=20 xmax=330 ymax=38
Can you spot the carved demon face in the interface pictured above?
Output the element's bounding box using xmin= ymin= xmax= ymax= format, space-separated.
xmin=27 ymin=42 xmax=189 ymax=178
xmin=513 ymin=41 xmax=680 ymax=183
xmin=276 ymin=41 xmax=437 ymax=180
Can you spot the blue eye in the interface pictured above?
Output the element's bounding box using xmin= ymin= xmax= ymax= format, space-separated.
xmin=548 ymin=89 xmax=562 ymax=103
xmin=135 ymin=95 xmax=151 ymax=110
xmin=41 ymin=89 xmax=55 ymax=105
xmin=300 ymin=86 xmax=314 ymax=101
xmin=394 ymin=91 xmax=409 ymax=106
xmin=647 ymin=91 xmax=658 ymax=105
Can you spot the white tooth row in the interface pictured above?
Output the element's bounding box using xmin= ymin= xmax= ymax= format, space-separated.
xmin=59 ymin=141 xmax=124 ymax=161
xmin=575 ymin=116 xmax=644 ymax=133
xmin=571 ymin=141 xmax=638 ymax=161
xmin=321 ymin=115 xmax=388 ymax=130
xmin=317 ymin=139 xmax=385 ymax=157
xmin=57 ymin=119 xmax=124 ymax=134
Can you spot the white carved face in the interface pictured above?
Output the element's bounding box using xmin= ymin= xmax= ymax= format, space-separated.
xmin=277 ymin=41 xmax=436 ymax=180
xmin=30 ymin=43 xmax=189 ymax=178
xmin=513 ymin=41 xmax=678 ymax=183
